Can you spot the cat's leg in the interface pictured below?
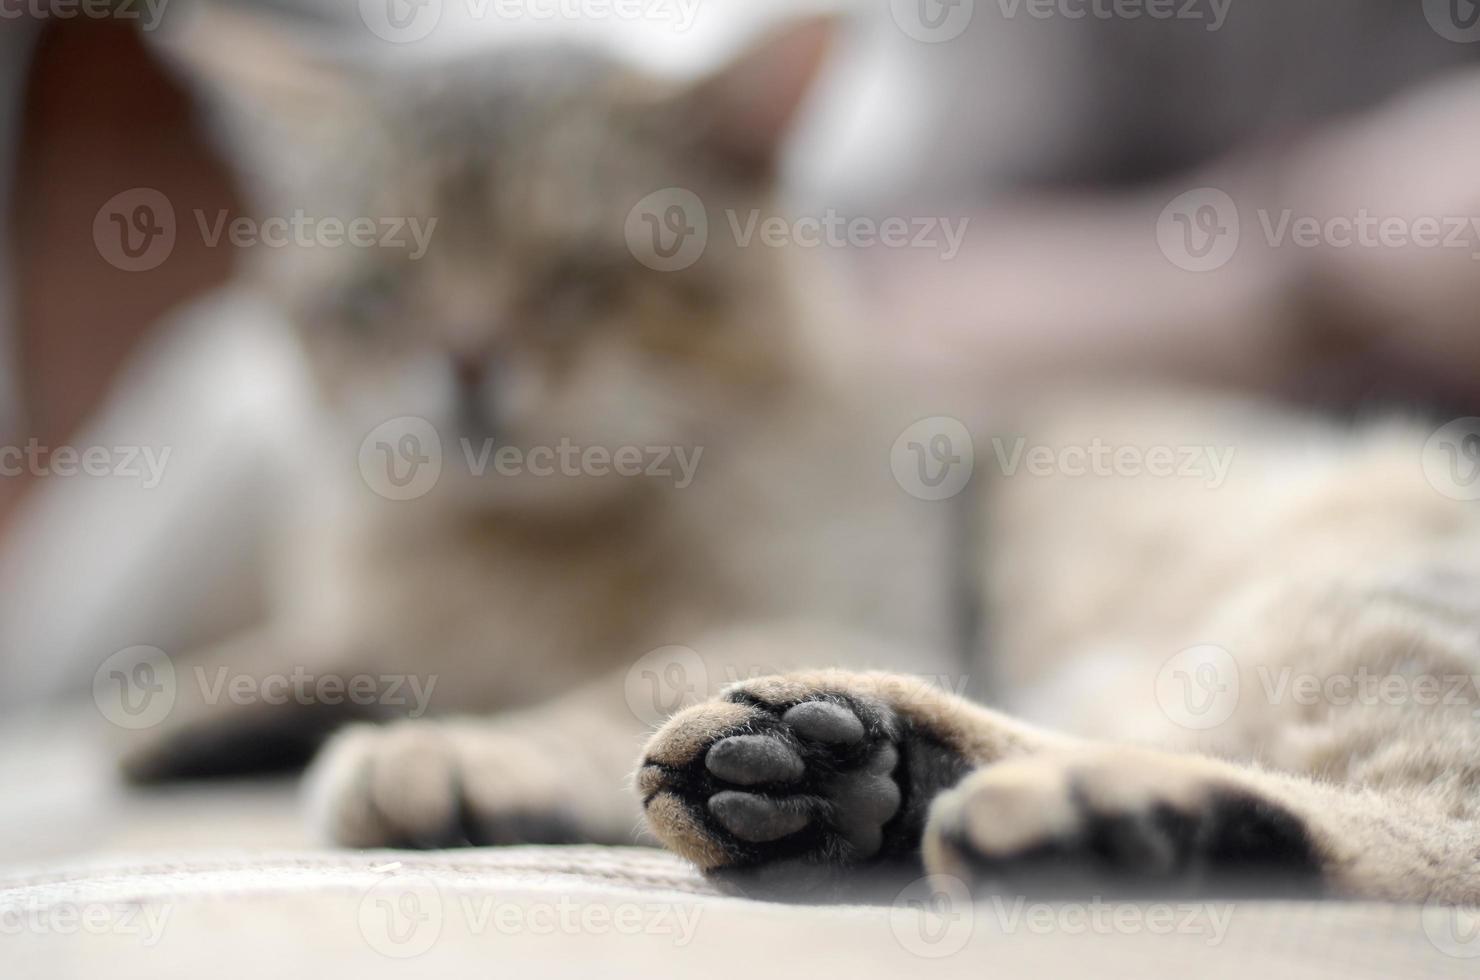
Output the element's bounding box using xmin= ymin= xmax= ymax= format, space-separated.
xmin=637 ymin=670 xmax=1067 ymax=894
xmin=922 ymin=747 xmax=1324 ymax=896
xmin=307 ymin=624 xmax=962 ymax=851
xmin=922 ymin=746 xmax=1480 ymax=904
xmin=117 ymin=627 xmax=387 ymax=783
xmin=306 ymin=675 xmax=647 ymax=848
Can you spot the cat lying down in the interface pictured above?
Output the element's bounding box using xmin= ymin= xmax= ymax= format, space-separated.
xmin=121 ymin=9 xmax=1480 ymax=906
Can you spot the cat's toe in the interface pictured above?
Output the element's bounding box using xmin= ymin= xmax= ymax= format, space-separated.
xmin=923 ymin=751 xmax=1324 ymax=897
xmin=307 ymin=721 xmax=580 ymax=848
xmin=638 ymin=675 xmax=968 ymax=897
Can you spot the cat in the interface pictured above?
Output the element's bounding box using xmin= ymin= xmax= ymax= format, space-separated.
xmin=136 ymin=6 xmax=1480 ymax=909
xmin=126 ymin=9 xmax=964 ymax=850
xmin=641 ymin=392 xmax=1480 ymax=903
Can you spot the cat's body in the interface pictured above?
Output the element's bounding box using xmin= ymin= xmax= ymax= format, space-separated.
xmin=131 ymin=10 xmax=1480 ymax=903
xmin=644 ymin=397 xmax=1480 ymax=902
xmin=128 ymin=12 xmax=960 ymax=846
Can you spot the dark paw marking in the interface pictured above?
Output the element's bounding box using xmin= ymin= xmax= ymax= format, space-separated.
xmin=640 ymin=692 xmax=970 ymax=897
xmin=941 ymin=779 xmax=1323 ymax=898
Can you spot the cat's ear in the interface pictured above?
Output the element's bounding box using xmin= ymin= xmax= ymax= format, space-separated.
xmin=155 ymin=4 xmax=372 ymax=201
xmin=682 ymin=15 xmax=841 ymax=177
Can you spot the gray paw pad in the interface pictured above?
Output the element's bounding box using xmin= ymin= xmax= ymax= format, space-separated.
xmin=705 ymin=735 xmax=805 ymax=786
xmin=827 ymin=744 xmax=902 ymax=856
xmin=709 ymin=791 xmax=811 ymax=842
xmin=782 ymin=701 xmax=865 ymax=744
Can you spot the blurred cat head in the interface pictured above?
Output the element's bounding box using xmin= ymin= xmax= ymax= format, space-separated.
xmin=165 ymin=10 xmax=836 ymax=512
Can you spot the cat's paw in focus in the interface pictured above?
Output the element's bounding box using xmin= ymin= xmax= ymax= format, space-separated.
xmin=306 ymin=720 xmax=586 ymax=848
xmin=923 ymin=749 xmax=1324 ymax=896
xmin=637 ymin=671 xmax=1024 ymax=896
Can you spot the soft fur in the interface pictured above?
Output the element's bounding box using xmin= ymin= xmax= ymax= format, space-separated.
xmin=131 ymin=8 xmax=1480 ymax=908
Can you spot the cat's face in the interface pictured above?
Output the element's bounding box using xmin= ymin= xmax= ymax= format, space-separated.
xmin=190 ymin=19 xmax=834 ymax=511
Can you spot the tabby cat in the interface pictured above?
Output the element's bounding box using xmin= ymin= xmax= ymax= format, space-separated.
xmin=134 ymin=8 xmax=1480 ymax=907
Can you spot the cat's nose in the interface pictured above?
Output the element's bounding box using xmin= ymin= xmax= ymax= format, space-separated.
xmin=450 ymin=351 xmax=498 ymax=440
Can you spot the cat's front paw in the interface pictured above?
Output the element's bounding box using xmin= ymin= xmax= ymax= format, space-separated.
xmin=306 ymin=720 xmax=583 ymax=848
xmin=923 ymin=749 xmax=1324 ymax=896
xmin=636 ymin=671 xmax=981 ymax=896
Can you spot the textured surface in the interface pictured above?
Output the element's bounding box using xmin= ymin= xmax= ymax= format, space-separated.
xmin=3 ymin=712 xmax=1476 ymax=979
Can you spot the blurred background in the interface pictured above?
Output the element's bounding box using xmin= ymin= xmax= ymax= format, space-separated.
xmin=3 ymin=0 xmax=1480 ymax=752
